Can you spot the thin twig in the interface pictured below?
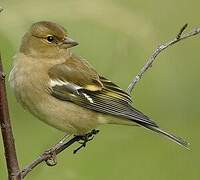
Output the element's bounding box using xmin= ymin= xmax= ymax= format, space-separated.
xmin=0 ymin=54 xmax=22 ymax=179
xmin=21 ymin=129 xmax=99 ymax=178
xmin=21 ymin=136 xmax=81 ymax=178
xmin=127 ymin=24 xmax=200 ymax=94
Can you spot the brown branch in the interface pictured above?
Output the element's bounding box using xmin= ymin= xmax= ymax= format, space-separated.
xmin=21 ymin=129 xmax=99 ymax=179
xmin=127 ymin=23 xmax=200 ymax=94
xmin=0 ymin=10 xmax=21 ymax=178
xmin=21 ymin=135 xmax=81 ymax=178
xmin=0 ymin=54 xmax=21 ymax=179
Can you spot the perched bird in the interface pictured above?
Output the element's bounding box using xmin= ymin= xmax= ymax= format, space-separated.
xmin=9 ymin=21 xmax=188 ymax=148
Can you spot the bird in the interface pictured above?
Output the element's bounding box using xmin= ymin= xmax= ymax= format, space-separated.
xmin=9 ymin=21 xmax=188 ymax=148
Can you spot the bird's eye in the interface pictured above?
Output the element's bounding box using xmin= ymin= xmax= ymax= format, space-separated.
xmin=46 ymin=35 xmax=54 ymax=43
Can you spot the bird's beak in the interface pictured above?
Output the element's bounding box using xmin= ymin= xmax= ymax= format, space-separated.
xmin=60 ymin=37 xmax=79 ymax=48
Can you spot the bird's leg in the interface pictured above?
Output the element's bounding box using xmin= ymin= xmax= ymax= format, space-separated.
xmin=73 ymin=129 xmax=99 ymax=154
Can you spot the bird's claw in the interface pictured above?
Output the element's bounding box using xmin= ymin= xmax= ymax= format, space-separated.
xmin=73 ymin=129 xmax=99 ymax=154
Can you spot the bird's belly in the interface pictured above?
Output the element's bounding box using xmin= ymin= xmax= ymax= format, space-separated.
xmin=27 ymin=94 xmax=100 ymax=134
xmin=33 ymin=95 xmax=100 ymax=135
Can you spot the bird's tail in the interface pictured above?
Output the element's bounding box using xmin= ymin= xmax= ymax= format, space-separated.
xmin=139 ymin=123 xmax=189 ymax=148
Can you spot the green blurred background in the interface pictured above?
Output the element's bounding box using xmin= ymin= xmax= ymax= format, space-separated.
xmin=0 ymin=0 xmax=199 ymax=179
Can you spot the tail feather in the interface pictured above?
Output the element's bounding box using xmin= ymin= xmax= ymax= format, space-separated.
xmin=140 ymin=123 xmax=189 ymax=148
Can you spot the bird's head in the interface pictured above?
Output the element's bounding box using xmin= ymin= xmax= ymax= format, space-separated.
xmin=20 ymin=21 xmax=78 ymax=58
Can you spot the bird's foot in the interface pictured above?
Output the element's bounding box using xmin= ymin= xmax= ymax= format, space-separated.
xmin=73 ymin=129 xmax=99 ymax=154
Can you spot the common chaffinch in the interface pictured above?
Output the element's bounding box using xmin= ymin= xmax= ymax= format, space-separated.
xmin=9 ymin=21 xmax=188 ymax=147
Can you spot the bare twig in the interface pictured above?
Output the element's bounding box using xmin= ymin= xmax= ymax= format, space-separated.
xmin=21 ymin=136 xmax=81 ymax=178
xmin=127 ymin=24 xmax=200 ymax=94
xmin=0 ymin=54 xmax=21 ymax=179
xmin=21 ymin=129 xmax=99 ymax=178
